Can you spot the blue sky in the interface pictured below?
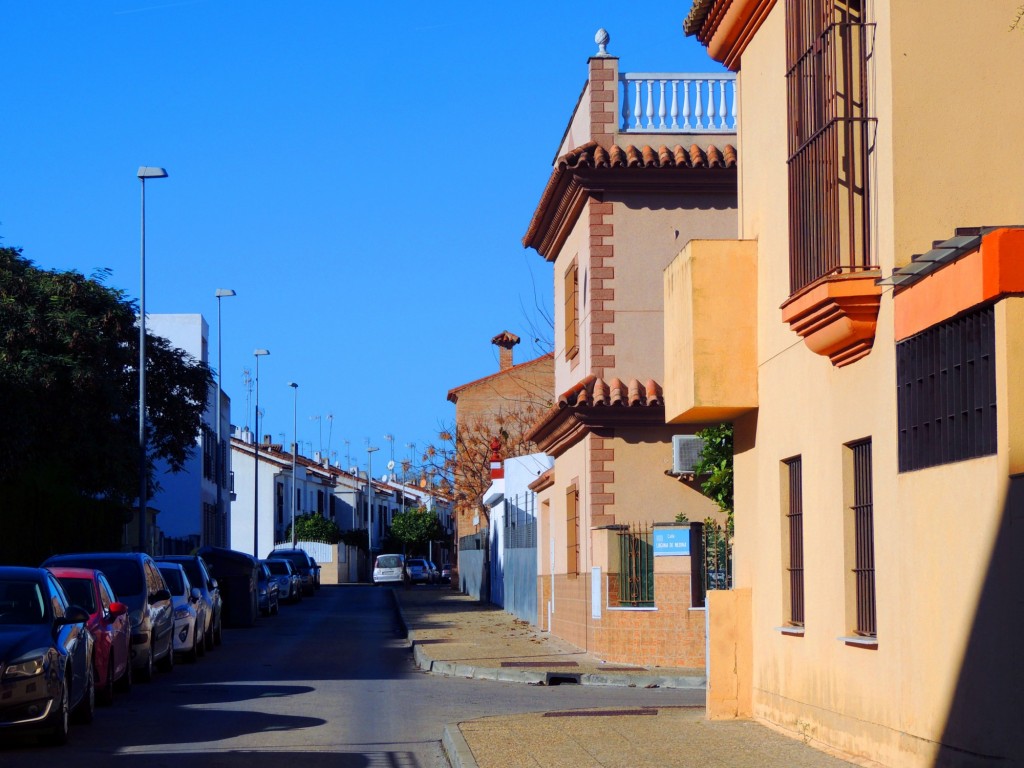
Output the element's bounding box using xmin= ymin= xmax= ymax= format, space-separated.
xmin=1 ymin=1 xmax=722 ymax=475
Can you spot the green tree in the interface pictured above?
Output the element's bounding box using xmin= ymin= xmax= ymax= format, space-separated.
xmin=286 ymin=513 xmax=342 ymax=544
xmin=0 ymin=247 xmax=213 ymax=563
xmin=388 ymin=507 xmax=444 ymax=554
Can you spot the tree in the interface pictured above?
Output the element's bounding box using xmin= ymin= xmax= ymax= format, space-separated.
xmin=0 ymin=247 xmax=213 ymax=563
xmin=388 ymin=507 xmax=444 ymax=553
xmin=286 ymin=513 xmax=342 ymax=544
xmin=691 ymin=423 xmax=734 ymax=518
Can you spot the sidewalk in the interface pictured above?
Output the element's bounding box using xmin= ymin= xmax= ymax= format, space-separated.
xmin=393 ymin=587 xmax=862 ymax=768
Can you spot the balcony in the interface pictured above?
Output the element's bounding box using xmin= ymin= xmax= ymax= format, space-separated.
xmin=618 ymin=73 xmax=736 ymax=134
xmin=664 ymin=239 xmax=757 ymax=424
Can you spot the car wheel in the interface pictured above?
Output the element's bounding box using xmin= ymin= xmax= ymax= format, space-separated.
xmin=97 ymin=651 xmax=115 ymax=706
xmin=73 ymin=663 xmax=95 ymax=724
xmin=185 ymin=628 xmax=198 ymax=663
xmin=157 ymin=638 xmax=174 ymax=673
xmin=115 ymin=654 xmax=132 ymax=693
xmin=196 ymin=626 xmax=206 ymax=658
xmin=214 ymin=616 xmax=223 ymax=646
xmin=204 ymin=621 xmax=215 ymax=651
xmin=45 ymin=677 xmax=70 ymax=746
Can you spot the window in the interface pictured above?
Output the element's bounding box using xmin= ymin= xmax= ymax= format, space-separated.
xmin=564 ymin=260 xmax=579 ymax=359
xmin=845 ymin=438 xmax=876 ymax=637
xmin=782 ymin=457 xmax=805 ymax=626
xmin=565 ymin=484 xmax=579 ymax=577
xmin=896 ymin=305 xmax=997 ymax=472
xmin=616 ymin=524 xmax=654 ymax=607
xmin=276 ymin=483 xmax=284 ymax=525
xmin=786 ymin=0 xmax=873 ymax=294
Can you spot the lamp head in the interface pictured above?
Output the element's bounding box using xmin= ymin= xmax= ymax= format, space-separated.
xmin=254 ymin=348 xmax=270 ymax=357
xmin=288 ymin=382 xmax=298 ymax=389
xmin=137 ymin=166 xmax=168 ymax=179
xmin=215 ymin=288 xmax=237 ymax=298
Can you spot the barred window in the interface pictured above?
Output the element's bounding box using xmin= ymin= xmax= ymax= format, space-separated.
xmin=896 ymin=306 xmax=997 ymax=472
xmin=783 ymin=457 xmax=805 ymax=626
xmin=616 ymin=524 xmax=654 ymax=607
xmin=786 ymin=0 xmax=873 ymax=294
xmin=848 ymin=439 xmax=876 ymax=637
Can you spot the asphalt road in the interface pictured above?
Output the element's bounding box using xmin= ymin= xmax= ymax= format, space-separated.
xmin=0 ymin=585 xmax=703 ymax=767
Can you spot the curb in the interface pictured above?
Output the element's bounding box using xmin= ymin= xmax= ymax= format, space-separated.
xmin=442 ymin=723 xmax=479 ymax=768
xmin=394 ymin=590 xmax=707 ymax=689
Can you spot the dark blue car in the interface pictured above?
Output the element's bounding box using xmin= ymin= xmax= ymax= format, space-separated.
xmin=0 ymin=566 xmax=94 ymax=744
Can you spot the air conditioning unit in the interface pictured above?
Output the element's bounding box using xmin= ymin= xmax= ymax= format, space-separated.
xmin=672 ymin=435 xmax=705 ymax=475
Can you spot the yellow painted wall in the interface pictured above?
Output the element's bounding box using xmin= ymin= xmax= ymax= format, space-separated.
xmin=721 ymin=1 xmax=1024 ymax=765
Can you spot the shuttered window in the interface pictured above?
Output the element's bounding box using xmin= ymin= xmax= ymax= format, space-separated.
xmin=784 ymin=457 xmax=805 ymax=626
xmin=566 ymin=484 xmax=579 ymax=577
xmin=564 ymin=261 xmax=579 ymax=360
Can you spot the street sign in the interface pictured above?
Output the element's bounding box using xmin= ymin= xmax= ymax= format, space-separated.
xmin=653 ymin=527 xmax=690 ymax=556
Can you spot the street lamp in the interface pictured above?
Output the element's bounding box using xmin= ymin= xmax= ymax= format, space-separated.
xmin=137 ymin=165 xmax=168 ymax=554
xmin=253 ymin=348 xmax=270 ymax=558
xmin=214 ymin=288 xmax=236 ymax=547
xmin=367 ymin=445 xmax=379 ymax=553
xmin=288 ymin=382 xmax=299 ymax=546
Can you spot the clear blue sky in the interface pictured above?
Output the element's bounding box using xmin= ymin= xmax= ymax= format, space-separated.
xmin=1 ymin=1 xmax=722 ymax=475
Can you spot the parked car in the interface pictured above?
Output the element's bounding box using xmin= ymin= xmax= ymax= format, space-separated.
xmin=197 ymin=546 xmax=259 ymax=628
xmin=264 ymin=558 xmax=300 ymax=603
xmin=426 ymin=560 xmax=440 ymax=583
xmin=265 ymin=548 xmax=317 ymax=596
xmin=156 ymin=563 xmax=206 ymax=662
xmin=440 ymin=563 xmax=452 ymax=583
xmin=372 ymin=554 xmax=406 ymax=586
xmin=0 ymin=566 xmax=94 ymax=744
xmin=47 ymin=566 xmax=132 ymax=705
xmin=42 ymin=553 xmax=174 ymax=682
xmin=156 ymin=554 xmax=222 ymax=650
xmin=256 ymin=562 xmax=280 ymax=617
xmin=405 ymin=558 xmax=432 ymax=585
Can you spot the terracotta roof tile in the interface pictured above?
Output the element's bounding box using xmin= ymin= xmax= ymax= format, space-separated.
xmin=557 ymin=374 xmax=663 ymax=410
xmin=557 ymin=140 xmax=736 ymax=172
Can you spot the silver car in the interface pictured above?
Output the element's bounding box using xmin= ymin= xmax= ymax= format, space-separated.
xmin=265 ymin=559 xmax=302 ymax=603
xmin=372 ymin=554 xmax=406 ymax=586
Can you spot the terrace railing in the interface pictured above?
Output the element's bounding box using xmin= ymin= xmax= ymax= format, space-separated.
xmin=619 ymin=73 xmax=737 ymax=134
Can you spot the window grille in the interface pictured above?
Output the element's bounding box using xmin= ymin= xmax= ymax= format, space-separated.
xmin=896 ymin=305 xmax=997 ymax=472
xmin=850 ymin=439 xmax=876 ymax=636
xmin=785 ymin=457 xmax=805 ymax=626
xmin=616 ymin=524 xmax=654 ymax=607
xmin=786 ymin=0 xmax=874 ymax=293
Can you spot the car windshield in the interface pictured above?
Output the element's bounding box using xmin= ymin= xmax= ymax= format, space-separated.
xmin=266 ymin=561 xmax=291 ymax=575
xmin=54 ymin=558 xmax=144 ymax=597
xmin=56 ymin=577 xmax=96 ymax=613
xmin=158 ymin=567 xmax=185 ymax=595
xmin=376 ymin=555 xmax=402 ymax=569
xmin=408 ymin=560 xmax=426 ymax=568
xmin=173 ymin=560 xmax=202 ymax=587
xmin=0 ymin=579 xmax=46 ymax=624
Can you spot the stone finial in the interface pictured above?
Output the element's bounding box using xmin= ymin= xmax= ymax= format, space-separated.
xmin=595 ymin=28 xmax=610 ymax=56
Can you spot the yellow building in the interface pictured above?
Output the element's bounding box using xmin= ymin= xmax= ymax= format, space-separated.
xmin=667 ymin=0 xmax=1024 ymax=764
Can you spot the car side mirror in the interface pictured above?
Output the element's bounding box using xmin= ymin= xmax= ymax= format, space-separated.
xmin=58 ymin=605 xmax=90 ymax=625
xmin=190 ymin=587 xmax=202 ymax=603
xmin=150 ymin=589 xmax=171 ymax=604
xmin=109 ymin=601 xmax=128 ymax=618
xmin=210 ymin=578 xmax=218 ymax=591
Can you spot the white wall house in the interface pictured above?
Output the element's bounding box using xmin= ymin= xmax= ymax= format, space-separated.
xmin=148 ymin=313 xmax=232 ymax=553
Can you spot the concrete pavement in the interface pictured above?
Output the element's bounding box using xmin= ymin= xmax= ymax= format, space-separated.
xmin=393 ymin=586 xmax=864 ymax=768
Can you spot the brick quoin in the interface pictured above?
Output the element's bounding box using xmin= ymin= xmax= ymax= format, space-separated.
xmin=589 ymin=201 xmax=613 ymax=215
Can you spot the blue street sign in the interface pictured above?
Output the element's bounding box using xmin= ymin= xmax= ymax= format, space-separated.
xmin=653 ymin=528 xmax=690 ymax=556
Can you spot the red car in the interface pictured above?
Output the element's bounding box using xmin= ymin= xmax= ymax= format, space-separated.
xmin=47 ymin=566 xmax=132 ymax=705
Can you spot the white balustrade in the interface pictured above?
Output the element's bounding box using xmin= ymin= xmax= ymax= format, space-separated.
xmin=619 ymin=73 xmax=737 ymax=133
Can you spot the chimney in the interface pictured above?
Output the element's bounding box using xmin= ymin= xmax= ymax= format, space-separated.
xmin=491 ymin=331 xmax=520 ymax=372
xmin=489 ymin=437 xmax=504 ymax=479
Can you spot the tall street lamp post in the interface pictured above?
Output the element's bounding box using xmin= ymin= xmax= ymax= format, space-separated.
xmin=288 ymin=382 xmax=299 ymax=546
xmin=367 ymin=445 xmax=379 ymax=553
xmin=214 ymin=288 xmax=236 ymax=547
xmin=137 ymin=165 xmax=168 ymax=553
xmin=253 ymin=348 xmax=270 ymax=557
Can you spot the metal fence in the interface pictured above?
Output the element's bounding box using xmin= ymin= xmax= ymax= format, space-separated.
xmin=503 ymin=492 xmax=537 ymax=550
xmin=691 ymin=519 xmax=733 ymax=608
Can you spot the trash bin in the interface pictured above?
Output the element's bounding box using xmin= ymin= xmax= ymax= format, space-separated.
xmin=197 ymin=546 xmax=259 ymax=628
